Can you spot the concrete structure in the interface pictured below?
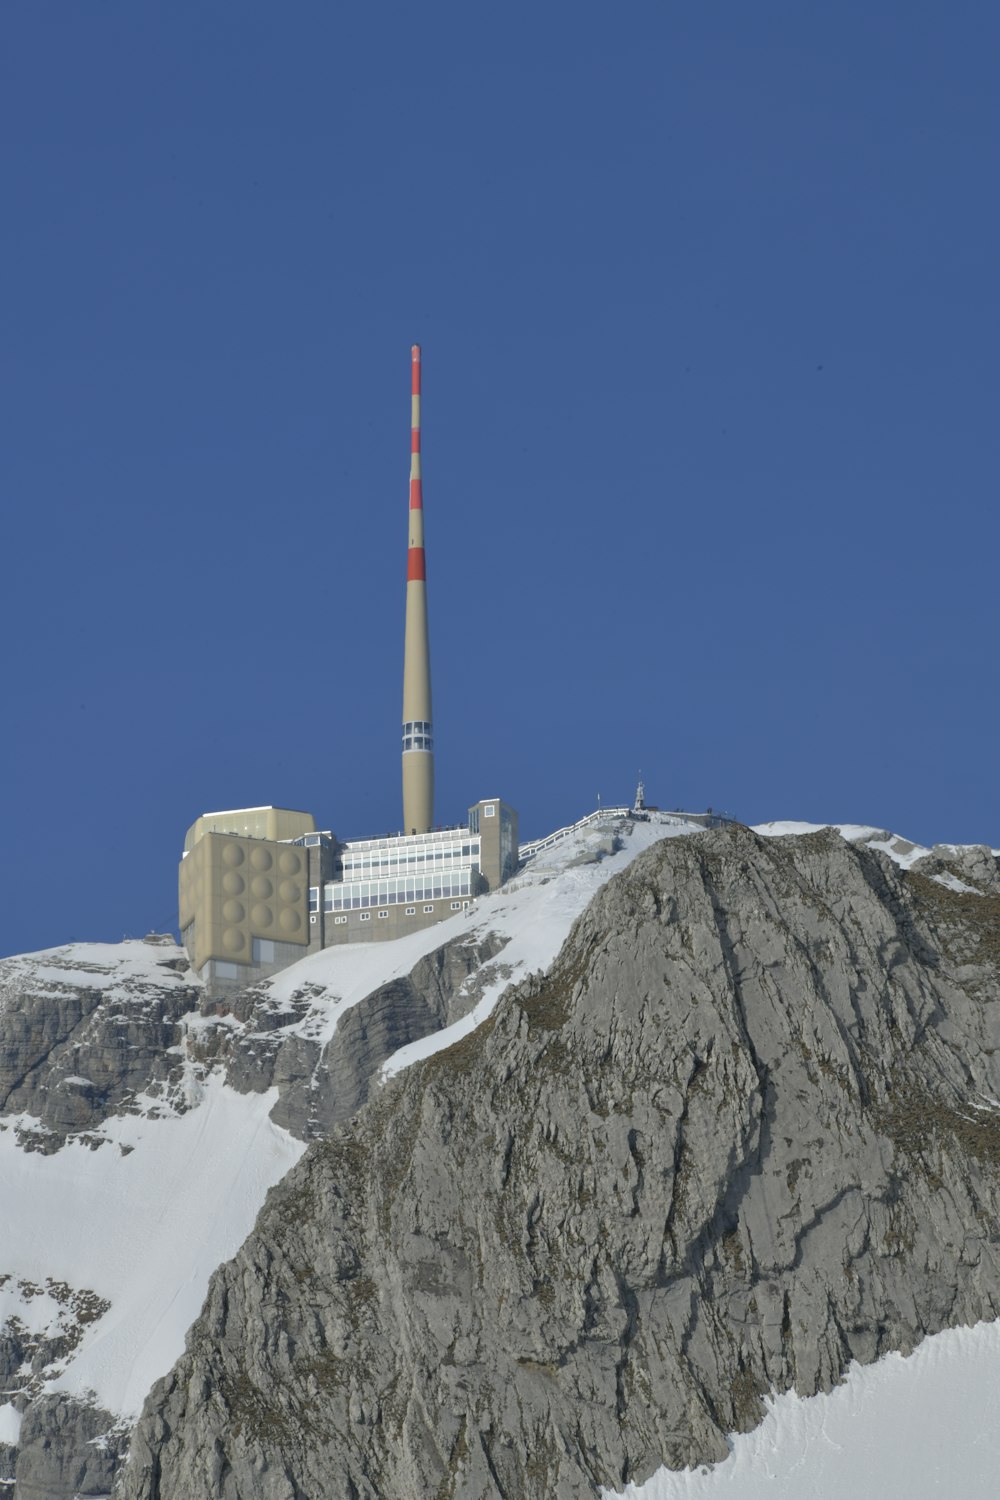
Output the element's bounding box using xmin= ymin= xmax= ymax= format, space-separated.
xmin=182 ymin=806 xmax=316 ymax=853
xmin=181 ymin=798 xmax=518 ymax=989
xmin=309 ymin=797 xmax=518 ymax=949
xmin=402 ymin=344 xmax=434 ymax=835
xmin=178 ymin=349 xmax=519 ymax=992
xmin=179 ymin=813 xmax=315 ymax=988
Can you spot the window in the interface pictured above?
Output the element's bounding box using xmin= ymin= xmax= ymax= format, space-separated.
xmin=334 ymin=916 xmax=347 ymax=926
xmin=252 ymin=938 xmax=275 ymax=964
xmin=360 ymin=912 xmax=371 ymax=922
xmin=308 ymin=887 xmax=319 ymax=912
xmin=484 ymin=804 xmax=496 ymax=818
xmin=377 ymin=910 xmax=389 ymax=919
xmin=450 ymin=901 xmax=461 ymax=911
xmin=214 ymin=961 xmax=238 ymax=980
xmin=423 ymin=904 xmax=434 ymax=913
xmin=405 ymin=906 xmax=415 ymax=915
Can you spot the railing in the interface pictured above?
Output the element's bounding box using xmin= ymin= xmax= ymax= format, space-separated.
xmin=518 ymin=807 xmax=634 ymax=862
xmin=518 ymin=807 xmax=736 ymax=863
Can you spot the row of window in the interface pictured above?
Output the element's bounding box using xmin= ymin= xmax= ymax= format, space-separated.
xmin=343 ymin=825 xmax=471 ymax=856
xmin=326 ymin=875 xmax=473 ymax=910
xmin=314 ymin=874 xmax=473 ymax=912
xmin=333 ymin=901 xmax=466 ymax=926
xmin=340 ymin=842 xmax=478 ymax=876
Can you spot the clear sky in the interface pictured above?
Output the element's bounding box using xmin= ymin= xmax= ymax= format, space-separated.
xmin=2 ymin=2 xmax=997 ymax=957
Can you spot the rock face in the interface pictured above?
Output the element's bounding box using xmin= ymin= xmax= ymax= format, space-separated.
xmin=0 ymin=945 xmax=198 ymax=1149
xmin=15 ymin=1396 xmax=127 ymax=1500
xmin=194 ymin=932 xmax=510 ymax=1138
xmin=118 ymin=826 xmax=1000 ymax=1498
xmin=0 ymin=930 xmax=510 ymax=1498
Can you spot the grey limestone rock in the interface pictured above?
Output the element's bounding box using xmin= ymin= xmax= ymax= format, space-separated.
xmin=1 ymin=927 xmax=510 ymax=1498
xmin=14 ymin=1395 xmax=125 ymax=1500
xmin=188 ymin=932 xmax=509 ymax=1139
xmin=911 ymin=842 xmax=1000 ymax=894
xmin=0 ymin=944 xmax=199 ymax=1149
xmin=117 ymin=825 xmax=1000 ymax=1498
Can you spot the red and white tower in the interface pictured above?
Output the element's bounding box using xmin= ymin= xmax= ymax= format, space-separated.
xmin=401 ymin=344 xmax=434 ymax=833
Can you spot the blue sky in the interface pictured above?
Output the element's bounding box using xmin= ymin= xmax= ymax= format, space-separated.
xmin=2 ymin=2 xmax=997 ymax=956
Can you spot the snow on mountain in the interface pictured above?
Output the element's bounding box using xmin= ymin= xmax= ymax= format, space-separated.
xmin=0 ymin=1069 xmax=304 ymax=1421
xmin=245 ymin=812 xmax=702 ymax=1074
xmin=605 ymin=1319 xmax=1000 ymax=1500
xmin=753 ymin=820 xmax=932 ymax=868
xmin=4 ymin=811 xmax=999 ymax=1480
xmin=0 ymin=813 xmax=702 ymax=1432
xmin=381 ymin=812 xmax=696 ymax=1075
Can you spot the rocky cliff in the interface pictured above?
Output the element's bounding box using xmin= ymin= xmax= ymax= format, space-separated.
xmin=0 ymin=922 xmax=513 ymax=1499
xmin=114 ymin=824 xmax=1000 ymax=1499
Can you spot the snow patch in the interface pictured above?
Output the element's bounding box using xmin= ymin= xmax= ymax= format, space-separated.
xmin=0 ymin=1403 xmax=20 ymax=1445
xmin=382 ymin=816 xmax=702 ymax=1077
xmin=0 ymin=1071 xmax=304 ymax=1419
xmin=753 ymin=821 xmax=932 ymax=870
xmin=931 ymin=872 xmax=981 ymax=895
xmin=604 ymin=1320 xmax=1000 ymax=1500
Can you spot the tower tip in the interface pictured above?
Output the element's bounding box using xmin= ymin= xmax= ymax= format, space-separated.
xmin=411 ymin=344 xmax=421 ymax=358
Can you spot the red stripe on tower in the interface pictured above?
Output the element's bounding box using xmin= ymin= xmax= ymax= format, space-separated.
xmin=402 ymin=343 xmax=434 ymax=833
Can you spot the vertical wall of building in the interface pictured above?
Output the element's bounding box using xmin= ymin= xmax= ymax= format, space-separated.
xmin=402 ymin=343 xmax=434 ymax=834
xmin=178 ymin=829 xmax=311 ymax=986
xmin=470 ymin=800 xmax=520 ymax=890
xmin=305 ymin=836 xmax=337 ymax=952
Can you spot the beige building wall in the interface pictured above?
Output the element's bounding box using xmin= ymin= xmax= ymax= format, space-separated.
xmin=183 ymin=806 xmax=315 ymax=856
xmin=179 ymin=828 xmax=310 ymax=975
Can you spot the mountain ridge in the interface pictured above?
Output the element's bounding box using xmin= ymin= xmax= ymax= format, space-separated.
xmin=120 ymin=823 xmax=1000 ymax=1498
xmin=3 ymin=817 xmax=1000 ymax=1497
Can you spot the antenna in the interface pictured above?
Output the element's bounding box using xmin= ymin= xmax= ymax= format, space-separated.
xmin=401 ymin=345 xmax=434 ymax=833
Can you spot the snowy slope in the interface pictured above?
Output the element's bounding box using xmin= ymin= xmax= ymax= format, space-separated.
xmin=3 ymin=814 xmax=996 ymax=1449
xmin=0 ymin=1073 xmax=303 ymax=1421
xmin=753 ymin=820 xmax=932 ymax=869
xmin=0 ymin=814 xmax=700 ymax=1430
xmin=601 ymin=821 xmax=1000 ymax=1500
xmin=240 ymin=813 xmax=702 ymax=1079
xmin=604 ymin=1319 xmax=1000 ymax=1500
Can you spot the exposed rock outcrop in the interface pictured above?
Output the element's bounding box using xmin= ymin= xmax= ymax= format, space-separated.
xmin=14 ymin=1396 xmax=126 ymax=1500
xmin=117 ymin=825 xmax=1000 ymax=1498
xmin=186 ymin=932 xmax=509 ymax=1137
xmin=0 ymin=930 xmax=510 ymax=1498
xmin=0 ymin=945 xmax=198 ymax=1149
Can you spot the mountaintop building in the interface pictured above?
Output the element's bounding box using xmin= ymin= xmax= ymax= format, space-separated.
xmin=179 ymin=349 xmax=518 ymax=992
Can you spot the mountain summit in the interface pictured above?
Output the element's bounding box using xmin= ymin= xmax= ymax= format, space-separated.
xmin=3 ymin=816 xmax=1000 ymax=1497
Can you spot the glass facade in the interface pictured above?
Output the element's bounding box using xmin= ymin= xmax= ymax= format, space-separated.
xmin=401 ymin=719 xmax=433 ymax=752
xmin=325 ymin=869 xmax=473 ymax=911
xmin=323 ymin=827 xmax=482 ymax=913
